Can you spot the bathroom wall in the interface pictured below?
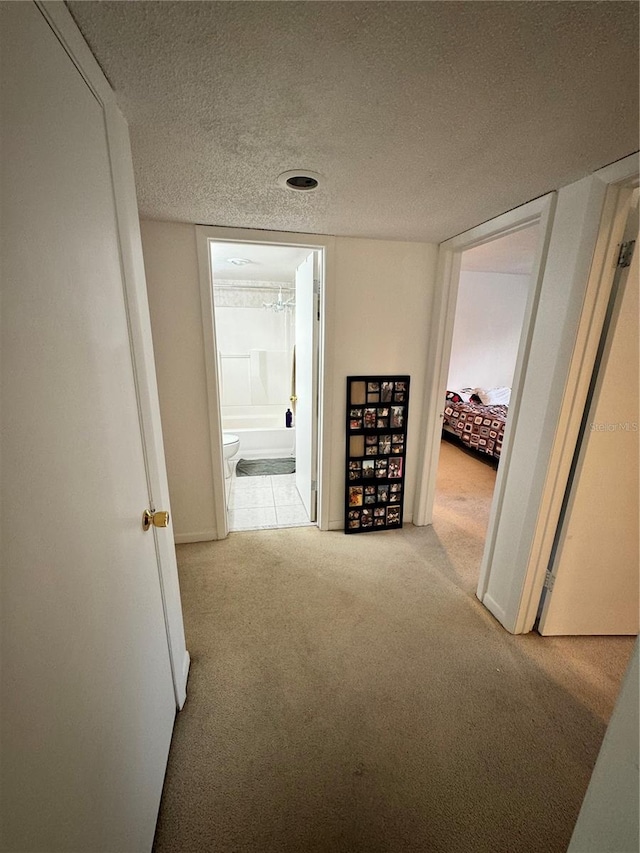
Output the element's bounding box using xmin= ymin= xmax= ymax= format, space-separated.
xmin=140 ymin=219 xmax=438 ymax=539
xmin=213 ymin=279 xmax=294 ymax=418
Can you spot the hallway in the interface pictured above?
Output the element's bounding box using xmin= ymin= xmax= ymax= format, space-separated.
xmin=153 ymin=519 xmax=633 ymax=852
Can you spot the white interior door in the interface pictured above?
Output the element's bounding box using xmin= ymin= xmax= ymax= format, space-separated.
xmin=294 ymin=252 xmax=319 ymax=520
xmin=1 ymin=4 xmax=176 ymax=851
xmin=538 ymin=215 xmax=639 ymax=635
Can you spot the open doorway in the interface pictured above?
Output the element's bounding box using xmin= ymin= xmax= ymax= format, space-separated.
xmin=432 ymin=225 xmax=540 ymax=592
xmin=209 ymin=241 xmax=322 ymax=533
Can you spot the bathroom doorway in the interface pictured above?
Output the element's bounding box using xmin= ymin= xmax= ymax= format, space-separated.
xmin=208 ymin=240 xmax=322 ymax=532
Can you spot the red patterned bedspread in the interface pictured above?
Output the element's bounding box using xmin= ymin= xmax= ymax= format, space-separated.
xmin=443 ymin=398 xmax=508 ymax=459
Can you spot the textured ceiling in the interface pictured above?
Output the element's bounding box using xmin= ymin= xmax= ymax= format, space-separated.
xmin=68 ymin=1 xmax=639 ymax=243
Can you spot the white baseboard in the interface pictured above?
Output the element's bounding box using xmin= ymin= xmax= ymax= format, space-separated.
xmin=176 ymin=650 xmax=191 ymax=710
xmin=174 ymin=530 xmax=219 ymax=544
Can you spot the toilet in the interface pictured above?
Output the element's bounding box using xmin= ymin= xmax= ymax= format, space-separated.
xmin=222 ymin=433 xmax=240 ymax=478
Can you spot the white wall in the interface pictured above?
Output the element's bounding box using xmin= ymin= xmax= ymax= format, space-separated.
xmin=328 ymin=238 xmax=438 ymax=527
xmin=447 ymin=271 xmax=529 ymax=391
xmin=568 ymin=641 xmax=639 ymax=853
xmin=141 ymin=220 xmax=218 ymax=541
xmin=140 ymin=220 xmax=438 ymax=538
xmin=214 ymin=280 xmax=294 ymax=412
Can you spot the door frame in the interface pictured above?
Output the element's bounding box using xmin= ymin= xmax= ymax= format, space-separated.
xmin=519 ymin=156 xmax=639 ymax=633
xmin=195 ymin=225 xmax=336 ymax=535
xmin=39 ymin=1 xmax=190 ymax=707
xmin=414 ymin=154 xmax=639 ymax=635
xmin=412 ymin=192 xmax=556 ymax=566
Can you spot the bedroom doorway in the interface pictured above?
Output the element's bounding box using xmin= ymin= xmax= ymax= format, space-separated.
xmin=431 ymin=225 xmax=541 ymax=593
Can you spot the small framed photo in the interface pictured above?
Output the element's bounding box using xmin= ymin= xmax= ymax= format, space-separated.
xmin=348 ymin=467 xmax=361 ymax=481
xmin=349 ymin=486 xmax=363 ymax=506
xmin=364 ymin=485 xmax=376 ymax=497
xmin=391 ymin=443 xmax=403 ymax=455
xmin=362 ymin=459 xmax=375 ymax=478
xmin=390 ymin=482 xmax=402 ymax=493
xmin=364 ymin=492 xmax=376 ymax=504
xmin=349 ymin=460 xmax=361 ymax=471
xmin=350 ymin=417 xmax=362 ymax=430
xmin=367 ymin=382 xmax=380 ymax=393
xmin=375 ymin=458 xmax=387 ymax=478
xmin=364 ymin=408 xmax=377 ymax=428
xmin=365 ymin=445 xmax=377 ymax=455
xmin=377 ymin=484 xmax=389 ymax=503
xmin=394 ymin=391 xmax=405 ymax=402
xmin=391 ymin=406 xmax=404 ymax=428
xmin=392 ymin=434 xmax=403 ymax=444
xmin=381 ymin=381 xmax=393 ymax=402
xmin=361 ymin=509 xmax=373 ymax=528
xmin=374 ymin=507 xmax=385 ymax=518
xmin=387 ymin=506 xmax=401 ymax=525
xmin=348 ymin=509 xmax=360 ymax=521
xmin=365 ymin=434 xmax=377 ymax=446
xmin=388 ymin=458 xmax=403 ymax=479
xmin=367 ymin=393 xmax=380 ymax=403
xmin=389 ymin=491 xmax=400 ymax=503
xmin=378 ymin=437 xmax=391 ymax=455
xmin=395 ymin=381 xmax=406 ymax=392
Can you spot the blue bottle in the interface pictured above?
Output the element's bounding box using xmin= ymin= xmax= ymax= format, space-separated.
xmin=285 ymin=408 xmax=293 ymax=428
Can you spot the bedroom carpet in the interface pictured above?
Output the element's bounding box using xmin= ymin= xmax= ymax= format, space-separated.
xmin=432 ymin=437 xmax=499 ymax=594
xmin=153 ymin=454 xmax=634 ymax=853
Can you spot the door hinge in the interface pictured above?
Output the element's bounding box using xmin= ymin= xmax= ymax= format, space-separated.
xmin=616 ymin=240 xmax=635 ymax=268
xmin=543 ymin=569 xmax=555 ymax=592
xmin=311 ymin=479 xmax=317 ymax=491
xmin=313 ymin=278 xmax=321 ymax=294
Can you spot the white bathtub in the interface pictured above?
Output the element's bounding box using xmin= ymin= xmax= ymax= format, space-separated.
xmin=222 ymin=407 xmax=295 ymax=459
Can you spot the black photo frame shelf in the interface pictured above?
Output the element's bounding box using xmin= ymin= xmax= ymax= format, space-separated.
xmin=345 ymin=375 xmax=410 ymax=533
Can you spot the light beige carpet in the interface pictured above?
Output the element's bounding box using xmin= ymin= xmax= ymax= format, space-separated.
xmin=153 ymin=441 xmax=634 ymax=853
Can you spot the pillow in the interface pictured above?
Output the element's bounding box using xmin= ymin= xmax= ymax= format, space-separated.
xmin=446 ymin=391 xmax=462 ymax=403
xmin=473 ymin=386 xmax=511 ymax=406
xmin=450 ymin=387 xmax=473 ymax=403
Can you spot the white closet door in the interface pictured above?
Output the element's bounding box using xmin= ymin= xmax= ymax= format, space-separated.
xmin=1 ymin=4 xmax=176 ymax=850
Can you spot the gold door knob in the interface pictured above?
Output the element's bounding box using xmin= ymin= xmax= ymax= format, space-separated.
xmin=290 ymin=395 xmax=298 ymax=403
xmin=142 ymin=509 xmax=170 ymax=532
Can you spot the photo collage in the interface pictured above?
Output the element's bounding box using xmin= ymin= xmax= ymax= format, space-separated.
xmin=345 ymin=376 xmax=410 ymax=533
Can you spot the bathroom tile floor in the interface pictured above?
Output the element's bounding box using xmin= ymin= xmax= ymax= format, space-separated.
xmin=227 ymin=472 xmax=312 ymax=532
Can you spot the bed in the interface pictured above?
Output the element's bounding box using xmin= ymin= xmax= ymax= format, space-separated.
xmin=442 ymin=390 xmax=508 ymax=460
